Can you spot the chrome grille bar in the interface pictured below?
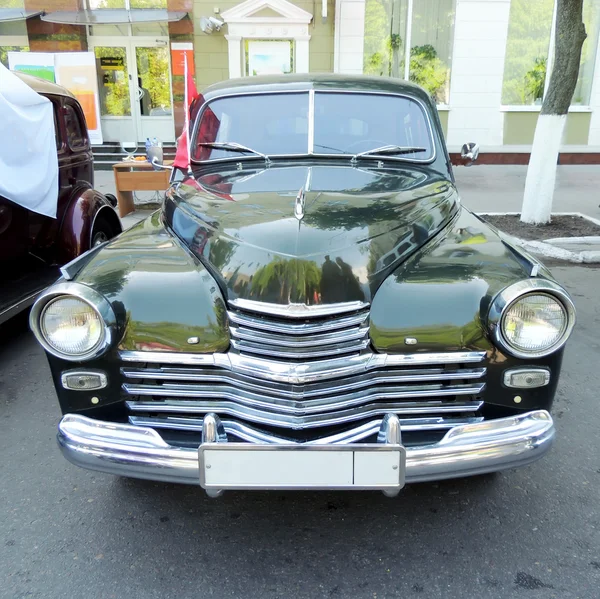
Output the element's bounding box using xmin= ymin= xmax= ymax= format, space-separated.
xmin=121 ymin=366 xmax=486 ymax=399
xmin=227 ymin=309 xmax=369 ymax=335
xmin=229 ymin=324 xmax=369 ymax=347
xmin=129 ymin=415 xmax=485 ymax=440
xmin=126 ymin=399 xmax=484 ymax=429
xmin=119 ymin=350 xmax=487 ymax=384
xmin=230 ymin=337 xmax=371 ymax=359
xmin=123 ymin=382 xmax=486 ymax=414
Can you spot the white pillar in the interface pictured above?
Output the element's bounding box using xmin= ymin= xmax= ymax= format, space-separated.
xmin=335 ymin=0 xmax=365 ymax=74
xmin=225 ymin=36 xmax=242 ymax=79
xmin=296 ymin=37 xmax=311 ymax=73
xmin=446 ymin=0 xmax=511 ymax=149
xmin=587 ymin=29 xmax=600 ymax=147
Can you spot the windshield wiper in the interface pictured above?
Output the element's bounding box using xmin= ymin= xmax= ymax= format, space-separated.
xmin=351 ymin=145 xmax=428 ymax=164
xmin=197 ymin=142 xmax=271 ymax=165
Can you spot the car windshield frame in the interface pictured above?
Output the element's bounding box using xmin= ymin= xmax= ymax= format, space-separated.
xmin=190 ymin=89 xmax=437 ymax=165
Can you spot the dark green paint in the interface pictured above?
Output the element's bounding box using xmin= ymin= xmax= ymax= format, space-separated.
xmin=166 ymin=163 xmax=457 ymax=306
xmin=76 ymin=211 xmax=229 ymax=354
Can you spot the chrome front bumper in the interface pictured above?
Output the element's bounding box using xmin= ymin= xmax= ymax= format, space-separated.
xmin=57 ymin=410 xmax=555 ymax=492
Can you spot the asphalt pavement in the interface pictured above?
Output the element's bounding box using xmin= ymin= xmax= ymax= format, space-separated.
xmin=0 ymin=265 xmax=599 ymax=599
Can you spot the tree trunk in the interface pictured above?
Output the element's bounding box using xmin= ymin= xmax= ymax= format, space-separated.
xmin=521 ymin=0 xmax=586 ymax=225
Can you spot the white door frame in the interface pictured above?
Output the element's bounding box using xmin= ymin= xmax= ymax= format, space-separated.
xmin=88 ymin=35 xmax=175 ymax=143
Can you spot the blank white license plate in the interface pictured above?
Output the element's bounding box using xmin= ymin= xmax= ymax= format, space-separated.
xmin=198 ymin=443 xmax=406 ymax=491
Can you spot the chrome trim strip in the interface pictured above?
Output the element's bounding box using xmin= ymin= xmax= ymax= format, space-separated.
xmin=229 ymin=324 xmax=368 ymax=347
xmin=123 ymin=382 xmax=485 ymax=415
xmin=57 ymin=411 xmax=555 ymax=485
xmin=488 ymin=279 xmax=576 ymax=359
xmin=59 ymin=242 xmax=107 ymax=281
xmin=129 ymin=415 xmax=484 ymax=437
xmin=230 ymin=338 xmax=371 ymax=358
xmin=121 ymin=366 xmax=487 ymax=398
xmin=0 ymin=289 xmax=41 ymax=325
xmin=30 ymin=282 xmax=117 ymax=362
xmin=125 ymin=399 xmax=484 ymax=429
xmin=228 ymin=298 xmax=369 ymax=318
xmin=227 ymin=309 xmax=369 ymax=334
xmin=308 ymin=89 xmax=315 ymax=154
xmin=118 ymin=350 xmax=487 ymax=384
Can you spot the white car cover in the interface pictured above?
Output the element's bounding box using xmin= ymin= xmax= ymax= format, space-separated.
xmin=0 ymin=63 xmax=58 ymax=218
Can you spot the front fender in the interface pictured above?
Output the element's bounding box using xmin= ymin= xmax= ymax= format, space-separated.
xmin=58 ymin=189 xmax=121 ymax=263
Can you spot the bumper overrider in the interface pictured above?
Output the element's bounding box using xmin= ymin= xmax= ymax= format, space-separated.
xmin=57 ymin=410 xmax=555 ymax=496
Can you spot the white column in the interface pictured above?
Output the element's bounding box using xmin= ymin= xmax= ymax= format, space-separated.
xmin=587 ymin=31 xmax=600 ymax=147
xmin=225 ymin=36 xmax=242 ymax=79
xmin=296 ymin=37 xmax=311 ymax=73
xmin=446 ymin=0 xmax=511 ymax=149
xmin=335 ymin=0 xmax=365 ymax=74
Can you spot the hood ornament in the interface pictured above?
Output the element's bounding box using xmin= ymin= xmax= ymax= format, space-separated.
xmin=294 ymin=187 xmax=305 ymax=221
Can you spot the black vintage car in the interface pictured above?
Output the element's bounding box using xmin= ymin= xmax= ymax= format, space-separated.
xmin=30 ymin=75 xmax=575 ymax=497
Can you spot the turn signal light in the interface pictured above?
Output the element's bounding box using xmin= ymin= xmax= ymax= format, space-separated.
xmin=503 ymin=368 xmax=550 ymax=389
xmin=61 ymin=371 xmax=108 ymax=391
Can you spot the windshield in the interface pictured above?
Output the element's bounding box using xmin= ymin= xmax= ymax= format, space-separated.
xmin=192 ymin=91 xmax=434 ymax=162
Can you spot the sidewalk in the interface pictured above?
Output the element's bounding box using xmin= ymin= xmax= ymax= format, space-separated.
xmin=95 ymin=165 xmax=600 ymax=231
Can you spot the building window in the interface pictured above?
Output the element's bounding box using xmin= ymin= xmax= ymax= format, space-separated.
xmin=363 ymin=0 xmax=456 ymax=105
xmin=245 ymin=40 xmax=294 ymax=76
xmin=574 ymin=0 xmax=600 ymax=105
xmin=502 ymin=0 xmax=600 ymax=106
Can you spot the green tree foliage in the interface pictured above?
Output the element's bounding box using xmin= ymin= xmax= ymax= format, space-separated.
xmin=409 ymin=45 xmax=449 ymax=103
xmin=251 ymin=258 xmax=321 ymax=303
xmin=0 ymin=46 xmax=29 ymax=69
xmin=502 ymin=0 xmax=554 ymax=104
xmin=363 ymin=0 xmax=451 ymax=102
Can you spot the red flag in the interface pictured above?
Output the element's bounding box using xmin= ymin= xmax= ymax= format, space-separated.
xmin=173 ymin=54 xmax=199 ymax=171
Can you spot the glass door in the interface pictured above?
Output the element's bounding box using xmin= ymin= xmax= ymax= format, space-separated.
xmin=90 ymin=39 xmax=137 ymax=144
xmin=89 ymin=37 xmax=175 ymax=144
xmin=134 ymin=41 xmax=175 ymax=143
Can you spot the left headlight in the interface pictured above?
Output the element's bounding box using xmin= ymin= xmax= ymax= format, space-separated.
xmin=30 ymin=283 xmax=117 ymax=361
xmin=489 ymin=280 xmax=575 ymax=359
xmin=41 ymin=297 xmax=103 ymax=356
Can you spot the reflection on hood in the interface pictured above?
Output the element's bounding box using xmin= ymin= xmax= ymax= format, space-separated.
xmin=165 ymin=163 xmax=458 ymax=306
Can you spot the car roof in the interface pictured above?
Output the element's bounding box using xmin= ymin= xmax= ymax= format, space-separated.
xmin=13 ymin=71 xmax=76 ymax=100
xmin=201 ymin=73 xmax=433 ymax=105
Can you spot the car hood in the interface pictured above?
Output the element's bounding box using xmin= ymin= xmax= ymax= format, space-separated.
xmin=165 ymin=163 xmax=458 ymax=306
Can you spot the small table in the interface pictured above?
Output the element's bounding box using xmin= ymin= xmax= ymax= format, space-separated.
xmin=112 ymin=160 xmax=172 ymax=218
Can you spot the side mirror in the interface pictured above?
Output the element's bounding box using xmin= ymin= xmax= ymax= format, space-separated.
xmin=460 ymin=142 xmax=479 ymax=165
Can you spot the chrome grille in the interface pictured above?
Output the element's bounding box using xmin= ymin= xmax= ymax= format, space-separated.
xmin=122 ymin=357 xmax=486 ymax=442
xmin=227 ymin=307 xmax=371 ymax=359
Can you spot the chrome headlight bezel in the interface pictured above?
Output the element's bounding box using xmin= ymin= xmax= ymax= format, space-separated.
xmin=488 ymin=279 xmax=576 ymax=359
xmin=30 ymin=282 xmax=117 ymax=362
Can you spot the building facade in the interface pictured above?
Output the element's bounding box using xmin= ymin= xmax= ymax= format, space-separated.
xmin=1 ymin=0 xmax=599 ymax=157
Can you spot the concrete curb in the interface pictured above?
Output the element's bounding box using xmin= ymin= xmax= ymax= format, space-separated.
xmin=479 ymin=212 xmax=600 ymax=263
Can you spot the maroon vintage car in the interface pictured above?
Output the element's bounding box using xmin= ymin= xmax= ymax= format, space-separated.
xmin=0 ymin=71 xmax=122 ymax=325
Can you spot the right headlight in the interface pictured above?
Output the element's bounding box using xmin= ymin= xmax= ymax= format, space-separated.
xmin=489 ymin=280 xmax=575 ymax=359
xmin=30 ymin=283 xmax=117 ymax=361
